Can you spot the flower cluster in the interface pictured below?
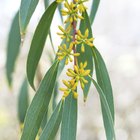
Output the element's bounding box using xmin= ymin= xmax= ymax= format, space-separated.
xmin=55 ymin=0 xmax=93 ymax=100
xmin=60 ymin=62 xmax=90 ymax=99
xmin=57 ymin=43 xmax=80 ymax=65
xmin=75 ymin=29 xmax=94 ymax=52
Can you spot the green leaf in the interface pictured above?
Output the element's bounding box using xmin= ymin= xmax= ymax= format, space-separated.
xmin=58 ymin=4 xmax=63 ymax=23
xmin=44 ymin=0 xmax=49 ymax=9
xmin=6 ymin=12 xmax=21 ymax=87
xmin=61 ymin=93 xmax=77 ymax=140
xmin=19 ymin=0 xmax=39 ymax=34
xmin=21 ymin=61 xmax=59 ymax=140
xmin=40 ymin=100 xmax=63 ymax=140
xmin=91 ymin=78 xmax=116 ymax=140
xmin=91 ymin=46 xmax=115 ymax=140
xmin=90 ymin=0 xmax=100 ymax=25
xmin=18 ymin=78 xmax=29 ymax=123
xmin=76 ymin=11 xmax=93 ymax=100
xmin=43 ymin=0 xmax=56 ymax=54
xmin=27 ymin=1 xmax=58 ymax=90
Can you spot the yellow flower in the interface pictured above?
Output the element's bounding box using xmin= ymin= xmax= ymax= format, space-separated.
xmin=76 ymin=0 xmax=88 ymax=13
xmin=56 ymin=0 xmax=64 ymax=3
xmin=57 ymin=25 xmax=72 ymax=42
xmin=57 ymin=43 xmax=80 ymax=65
xmin=66 ymin=61 xmax=90 ymax=89
xmin=61 ymin=1 xmax=84 ymax=23
xmin=75 ymin=29 xmax=94 ymax=52
xmin=60 ymin=79 xmax=78 ymax=99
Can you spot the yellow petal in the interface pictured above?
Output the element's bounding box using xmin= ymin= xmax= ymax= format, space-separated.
xmin=82 ymin=70 xmax=90 ymax=76
xmin=81 ymin=44 xmax=85 ymax=52
xmin=73 ymin=92 xmax=78 ymax=99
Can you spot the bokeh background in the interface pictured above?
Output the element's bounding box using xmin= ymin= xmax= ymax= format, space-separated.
xmin=0 ymin=0 xmax=140 ymax=139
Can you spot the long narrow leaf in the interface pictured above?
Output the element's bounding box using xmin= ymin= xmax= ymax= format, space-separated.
xmin=6 ymin=12 xmax=21 ymax=87
xmin=61 ymin=93 xmax=77 ymax=140
xmin=44 ymin=0 xmax=49 ymax=8
xmin=76 ymin=11 xmax=93 ymax=100
xmin=40 ymin=100 xmax=63 ymax=140
xmin=18 ymin=78 xmax=29 ymax=123
xmin=58 ymin=4 xmax=63 ymax=23
xmin=91 ymin=78 xmax=116 ymax=140
xmin=90 ymin=0 xmax=100 ymax=25
xmin=21 ymin=61 xmax=59 ymax=140
xmin=91 ymin=46 xmax=115 ymax=140
xmin=19 ymin=0 xmax=39 ymax=34
xmin=27 ymin=1 xmax=58 ymax=89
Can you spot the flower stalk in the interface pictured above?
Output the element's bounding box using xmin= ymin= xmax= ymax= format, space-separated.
xmin=56 ymin=0 xmax=94 ymax=100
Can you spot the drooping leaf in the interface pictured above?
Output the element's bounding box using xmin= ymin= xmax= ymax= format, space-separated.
xmin=18 ymin=78 xmax=29 ymax=123
xmin=91 ymin=78 xmax=116 ymax=140
xmin=90 ymin=0 xmax=100 ymax=25
xmin=19 ymin=0 xmax=39 ymax=34
xmin=21 ymin=61 xmax=59 ymax=140
xmin=61 ymin=93 xmax=77 ymax=140
xmin=58 ymin=4 xmax=63 ymax=23
xmin=76 ymin=11 xmax=93 ymax=100
xmin=6 ymin=12 xmax=21 ymax=87
xmin=40 ymin=100 xmax=63 ymax=140
xmin=44 ymin=0 xmax=56 ymax=54
xmin=91 ymin=46 xmax=115 ymax=140
xmin=26 ymin=1 xmax=58 ymax=90
xmin=44 ymin=0 xmax=49 ymax=8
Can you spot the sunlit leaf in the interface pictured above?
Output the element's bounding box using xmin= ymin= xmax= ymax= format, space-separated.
xmin=91 ymin=78 xmax=116 ymax=140
xmin=90 ymin=0 xmax=100 ymax=25
xmin=61 ymin=93 xmax=77 ymax=140
xmin=19 ymin=0 xmax=39 ymax=34
xmin=6 ymin=12 xmax=21 ymax=87
xmin=40 ymin=100 xmax=63 ymax=140
xmin=91 ymin=46 xmax=115 ymax=140
xmin=27 ymin=1 xmax=58 ymax=89
xmin=76 ymin=11 xmax=93 ymax=101
xmin=18 ymin=78 xmax=29 ymax=123
xmin=21 ymin=61 xmax=59 ymax=140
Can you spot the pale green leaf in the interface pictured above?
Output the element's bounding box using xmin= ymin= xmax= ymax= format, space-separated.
xmin=26 ymin=1 xmax=58 ymax=89
xmin=19 ymin=0 xmax=39 ymax=34
xmin=90 ymin=0 xmax=100 ymax=25
xmin=6 ymin=12 xmax=21 ymax=87
xmin=44 ymin=0 xmax=56 ymax=54
xmin=61 ymin=93 xmax=77 ymax=140
xmin=91 ymin=78 xmax=116 ymax=140
xmin=40 ymin=100 xmax=63 ymax=140
xmin=58 ymin=4 xmax=63 ymax=23
xmin=44 ymin=0 xmax=49 ymax=8
xmin=91 ymin=46 xmax=115 ymax=140
xmin=18 ymin=78 xmax=29 ymax=123
xmin=21 ymin=61 xmax=59 ymax=140
xmin=76 ymin=11 xmax=93 ymax=100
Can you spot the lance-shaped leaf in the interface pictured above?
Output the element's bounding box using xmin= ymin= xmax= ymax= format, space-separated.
xmin=91 ymin=78 xmax=116 ymax=140
xmin=44 ymin=0 xmax=49 ymax=8
xmin=6 ymin=12 xmax=21 ymax=87
xmin=76 ymin=11 xmax=93 ymax=100
xmin=19 ymin=0 xmax=39 ymax=34
xmin=27 ymin=1 xmax=58 ymax=89
xmin=58 ymin=4 xmax=63 ymax=23
xmin=21 ymin=61 xmax=59 ymax=140
xmin=61 ymin=93 xmax=77 ymax=140
xmin=18 ymin=78 xmax=29 ymax=124
xmin=40 ymin=100 xmax=63 ymax=140
xmin=90 ymin=0 xmax=100 ymax=25
xmin=91 ymin=46 xmax=115 ymax=140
